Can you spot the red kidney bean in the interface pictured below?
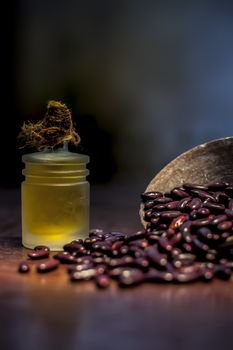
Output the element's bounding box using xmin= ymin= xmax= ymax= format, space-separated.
xmin=124 ymin=231 xmax=146 ymax=242
xmin=211 ymin=214 xmax=228 ymax=225
xmin=151 ymin=217 xmax=160 ymax=226
xmin=153 ymin=204 xmax=167 ymax=211
xmin=224 ymin=186 xmax=233 ymax=197
xmin=171 ymin=247 xmax=182 ymax=257
xmin=203 ymin=201 xmax=225 ymax=212
xmin=63 ymin=242 xmax=84 ymax=254
xmin=158 ymin=223 xmax=168 ymax=230
xmin=196 ymin=208 xmax=210 ymax=217
xmin=119 ymin=268 xmax=146 ymax=286
xmin=169 ymin=232 xmax=182 ymax=246
xmin=191 ymin=189 xmax=216 ymax=202
xmin=225 ymin=209 xmax=233 ymax=218
xmin=145 ymin=246 xmax=167 ymax=267
xmin=217 ymin=221 xmax=233 ymax=231
xmin=174 ymin=270 xmax=201 ymax=283
xmin=192 ymin=238 xmax=209 ymax=251
xmin=208 ymin=182 xmax=229 ymax=191
xmin=154 ymin=197 xmax=173 ymax=204
xmin=160 ymin=211 xmax=182 ymax=220
xmin=190 ymin=210 xmax=198 ymax=219
xmin=183 ymin=183 xmax=209 ymax=191
xmin=228 ymin=199 xmax=233 ymax=211
xmin=144 ymin=200 xmax=155 ymax=209
xmin=129 ymin=239 xmax=148 ymax=249
xmin=128 ymin=246 xmax=146 ymax=258
xmin=197 ymin=227 xmax=213 ymax=240
xmin=71 ymin=268 xmax=96 ymax=281
xmin=189 ymin=198 xmax=202 ymax=211
xmin=89 ymin=229 xmax=106 ymax=237
xmin=28 ymin=250 xmax=49 ymax=260
xmin=177 ymin=197 xmax=192 ymax=210
xmin=34 ymin=245 xmax=50 ymax=252
xmin=141 ymin=192 xmax=163 ymax=202
xmin=109 ymin=256 xmax=134 ymax=268
xmin=182 ymin=243 xmax=193 ymax=252
xmin=37 ymin=259 xmax=59 ymax=273
xmin=180 ymin=222 xmax=193 ymax=243
xmin=146 ymin=268 xmax=173 ymax=282
xmin=96 ymin=274 xmax=110 ymax=288
xmin=134 ymin=257 xmax=150 ymax=270
xmin=214 ymin=265 xmax=232 ymax=280
xmin=213 ymin=192 xmax=229 ymax=204
xmin=191 ymin=218 xmax=212 ymax=227
xmin=169 ymin=214 xmax=189 ymax=230
xmin=147 ymin=233 xmax=160 ymax=244
xmin=166 ymin=201 xmax=180 ymax=210
xmin=18 ymin=261 xmax=30 ymax=273
xmin=158 ymin=237 xmax=173 ymax=252
xmin=68 ymin=263 xmax=94 ymax=273
xmin=144 ymin=209 xmax=153 ymax=222
xmin=171 ymin=188 xmax=190 ymax=198
xmin=54 ymin=252 xmax=77 ymax=264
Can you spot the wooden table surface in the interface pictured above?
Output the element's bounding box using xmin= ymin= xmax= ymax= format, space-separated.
xmin=1 ymin=185 xmax=233 ymax=350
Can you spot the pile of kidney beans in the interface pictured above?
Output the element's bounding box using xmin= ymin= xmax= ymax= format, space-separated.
xmin=19 ymin=182 xmax=233 ymax=288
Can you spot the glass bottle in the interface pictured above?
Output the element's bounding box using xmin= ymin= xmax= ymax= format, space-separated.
xmin=21 ymin=149 xmax=89 ymax=251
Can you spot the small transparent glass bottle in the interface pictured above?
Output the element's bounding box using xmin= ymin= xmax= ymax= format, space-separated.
xmin=21 ymin=149 xmax=89 ymax=250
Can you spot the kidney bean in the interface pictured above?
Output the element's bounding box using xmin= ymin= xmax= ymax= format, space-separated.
xmin=37 ymin=259 xmax=59 ymax=273
xmin=169 ymin=232 xmax=182 ymax=246
xmin=214 ymin=265 xmax=232 ymax=280
xmin=158 ymin=237 xmax=173 ymax=252
xmin=128 ymin=246 xmax=146 ymax=258
xmin=166 ymin=201 xmax=180 ymax=210
xmin=197 ymin=227 xmax=213 ymax=240
xmin=154 ymin=197 xmax=173 ymax=204
xmin=180 ymin=222 xmax=193 ymax=242
xmin=144 ymin=200 xmax=155 ymax=209
xmin=191 ymin=189 xmax=216 ymax=202
xmin=145 ymin=246 xmax=167 ymax=267
xmin=54 ymin=252 xmax=77 ymax=264
xmin=34 ymin=245 xmax=50 ymax=252
xmin=171 ymin=188 xmax=189 ymax=198
xmin=89 ymin=229 xmax=106 ymax=237
xmin=68 ymin=262 xmax=94 ymax=273
xmin=217 ymin=221 xmax=233 ymax=231
xmin=171 ymin=247 xmax=182 ymax=257
xmin=211 ymin=214 xmax=228 ymax=226
xmin=203 ymin=201 xmax=225 ymax=212
xmin=141 ymin=192 xmax=163 ymax=202
xmin=169 ymin=214 xmax=188 ymax=230
xmin=208 ymin=182 xmax=229 ymax=190
xmin=119 ymin=268 xmax=145 ymax=286
xmin=228 ymin=199 xmax=233 ymax=211
xmin=147 ymin=233 xmax=160 ymax=244
xmin=189 ymin=198 xmax=202 ymax=211
xmin=190 ymin=210 xmax=198 ymax=219
xmin=153 ymin=204 xmax=167 ymax=211
xmin=174 ymin=270 xmax=201 ymax=283
xmin=18 ymin=261 xmax=30 ymax=273
xmin=224 ymin=186 xmax=233 ymax=197
xmin=151 ymin=217 xmax=160 ymax=226
xmin=96 ymin=274 xmax=110 ymax=288
xmin=160 ymin=211 xmax=182 ymax=220
xmin=182 ymin=243 xmax=193 ymax=253
xmin=158 ymin=223 xmax=168 ymax=230
xmin=146 ymin=268 xmax=173 ymax=282
xmin=213 ymin=192 xmax=229 ymax=204
xmin=192 ymin=218 xmax=212 ymax=227
xmin=177 ymin=197 xmax=192 ymax=210
xmin=124 ymin=231 xmax=146 ymax=242
xmin=193 ymin=238 xmax=209 ymax=251
xmin=63 ymin=242 xmax=84 ymax=254
xmin=183 ymin=183 xmax=209 ymax=191
xmin=144 ymin=209 xmax=153 ymax=222
xmin=196 ymin=208 xmax=209 ymax=218
xmin=71 ymin=269 xmax=96 ymax=281
xmin=225 ymin=209 xmax=233 ymax=218
xmin=109 ymin=256 xmax=134 ymax=268
xmin=28 ymin=250 xmax=49 ymax=260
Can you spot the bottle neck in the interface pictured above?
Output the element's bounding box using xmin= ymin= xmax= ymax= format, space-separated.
xmin=23 ymin=162 xmax=89 ymax=185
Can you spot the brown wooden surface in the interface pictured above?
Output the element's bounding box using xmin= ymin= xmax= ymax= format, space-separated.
xmin=1 ymin=185 xmax=233 ymax=350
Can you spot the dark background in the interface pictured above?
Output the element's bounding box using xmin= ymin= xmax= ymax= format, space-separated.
xmin=3 ymin=0 xmax=233 ymax=187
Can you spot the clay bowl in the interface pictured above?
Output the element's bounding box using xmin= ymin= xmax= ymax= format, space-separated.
xmin=140 ymin=137 xmax=233 ymax=228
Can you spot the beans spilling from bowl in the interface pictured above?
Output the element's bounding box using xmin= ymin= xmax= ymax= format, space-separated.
xmin=18 ymin=182 xmax=233 ymax=287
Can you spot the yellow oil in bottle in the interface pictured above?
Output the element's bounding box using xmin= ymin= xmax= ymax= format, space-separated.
xmin=22 ymin=151 xmax=89 ymax=250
